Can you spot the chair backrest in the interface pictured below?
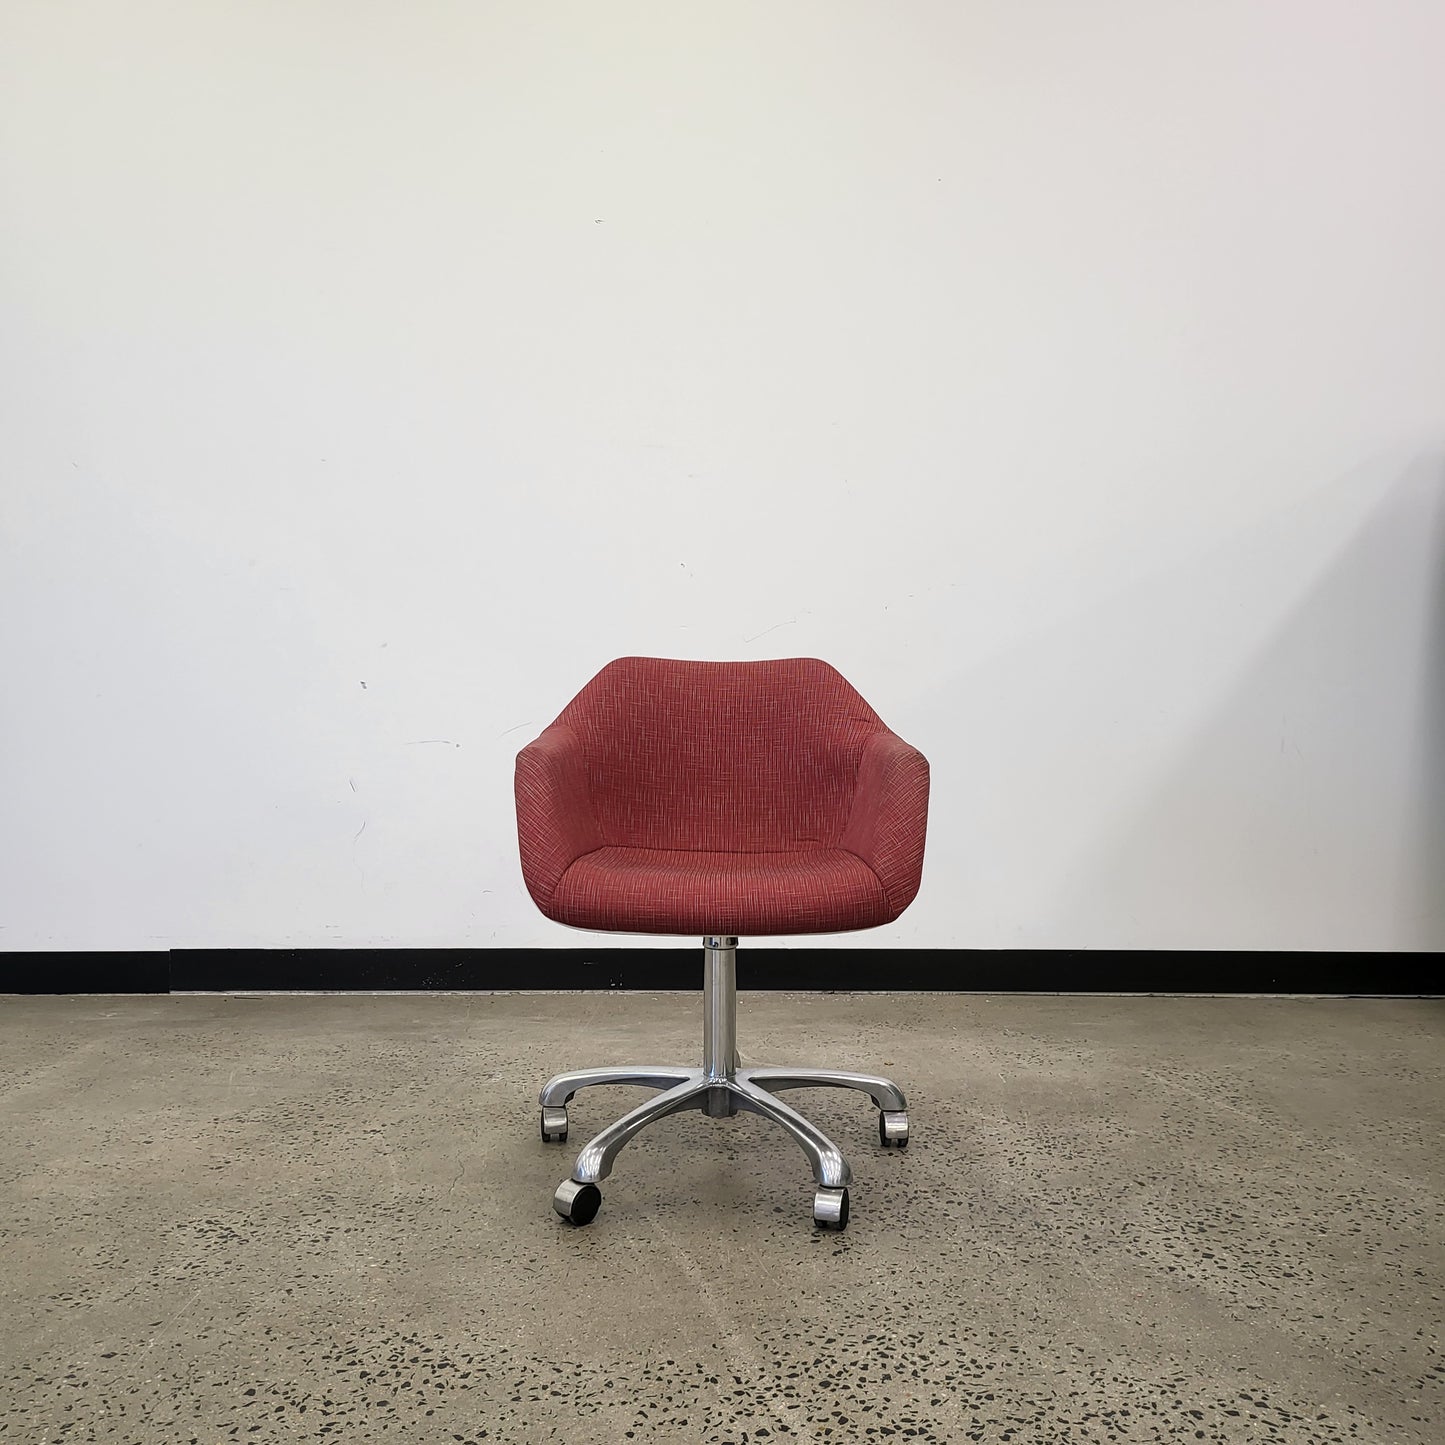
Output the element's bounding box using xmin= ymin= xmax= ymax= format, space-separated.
xmin=554 ymin=657 xmax=888 ymax=853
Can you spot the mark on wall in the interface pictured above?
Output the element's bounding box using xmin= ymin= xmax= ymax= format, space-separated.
xmin=743 ymin=618 xmax=798 ymax=644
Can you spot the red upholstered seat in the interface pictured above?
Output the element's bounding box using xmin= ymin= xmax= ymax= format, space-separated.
xmin=553 ymin=846 xmax=889 ymax=936
xmin=516 ymin=658 xmax=928 ymax=936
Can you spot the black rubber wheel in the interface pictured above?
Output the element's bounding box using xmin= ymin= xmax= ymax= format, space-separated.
xmin=557 ymin=1181 xmax=601 ymax=1226
xmin=540 ymin=1107 xmax=568 ymax=1144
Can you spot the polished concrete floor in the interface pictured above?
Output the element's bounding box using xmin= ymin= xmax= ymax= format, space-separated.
xmin=0 ymin=992 xmax=1440 ymax=1444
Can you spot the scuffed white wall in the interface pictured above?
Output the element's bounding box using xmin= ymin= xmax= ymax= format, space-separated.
xmin=2 ymin=2 xmax=1442 ymax=952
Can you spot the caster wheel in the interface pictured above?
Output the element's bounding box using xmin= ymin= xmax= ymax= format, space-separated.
xmin=813 ymin=1186 xmax=850 ymax=1231
xmin=540 ymin=1106 xmax=568 ymax=1144
xmin=879 ymin=1110 xmax=909 ymax=1148
xmin=553 ymin=1178 xmax=602 ymax=1226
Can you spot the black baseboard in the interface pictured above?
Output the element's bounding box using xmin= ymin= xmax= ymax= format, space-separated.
xmin=1 ymin=947 xmax=1437 ymax=995
xmin=1 ymin=952 xmax=171 ymax=995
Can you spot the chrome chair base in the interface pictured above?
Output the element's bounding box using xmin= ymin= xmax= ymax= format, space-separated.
xmin=539 ymin=937 xmax=909 ymax=1231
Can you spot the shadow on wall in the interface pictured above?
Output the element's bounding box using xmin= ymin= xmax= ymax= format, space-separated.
xmin=1055 ymin=457 xmax=1445 ymax=950
xmin=930 ymin=457 xmax=1445 ymax=951
xmin=1416 ymin=470 xmax=1445 ymax=950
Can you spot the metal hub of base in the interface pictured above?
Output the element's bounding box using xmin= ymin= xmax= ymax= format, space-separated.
xmin=540 ymin=936 xmax=909 ymax=1230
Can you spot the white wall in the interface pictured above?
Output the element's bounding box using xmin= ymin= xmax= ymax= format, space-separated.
xmin=3 ymin=1 xmax=1443 ymax=954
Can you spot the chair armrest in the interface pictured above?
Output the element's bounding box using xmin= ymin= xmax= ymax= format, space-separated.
xmin=515 ymin=724 xmax=604 ymax=908
xmin=841 ymin=730 xmax=930 ymax=920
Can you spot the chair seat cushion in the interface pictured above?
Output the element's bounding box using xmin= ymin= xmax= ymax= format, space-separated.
xmin=549 ymin=846 xmax=890 ymax=936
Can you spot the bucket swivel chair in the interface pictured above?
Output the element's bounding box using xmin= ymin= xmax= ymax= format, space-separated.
xmin=515 ymin=657 xmax=929 ymax=1231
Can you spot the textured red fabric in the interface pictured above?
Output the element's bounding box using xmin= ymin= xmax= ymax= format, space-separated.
xmin=515 ymin=658 xmax=928 ymax=936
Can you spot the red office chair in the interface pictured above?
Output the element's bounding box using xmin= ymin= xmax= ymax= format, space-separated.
xmin=515 ymin=657 xmax=929 ymax=1230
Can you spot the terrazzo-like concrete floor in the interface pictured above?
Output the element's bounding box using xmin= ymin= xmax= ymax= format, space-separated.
xmin=0 ymin=992 xmax=1440 ymax=1444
